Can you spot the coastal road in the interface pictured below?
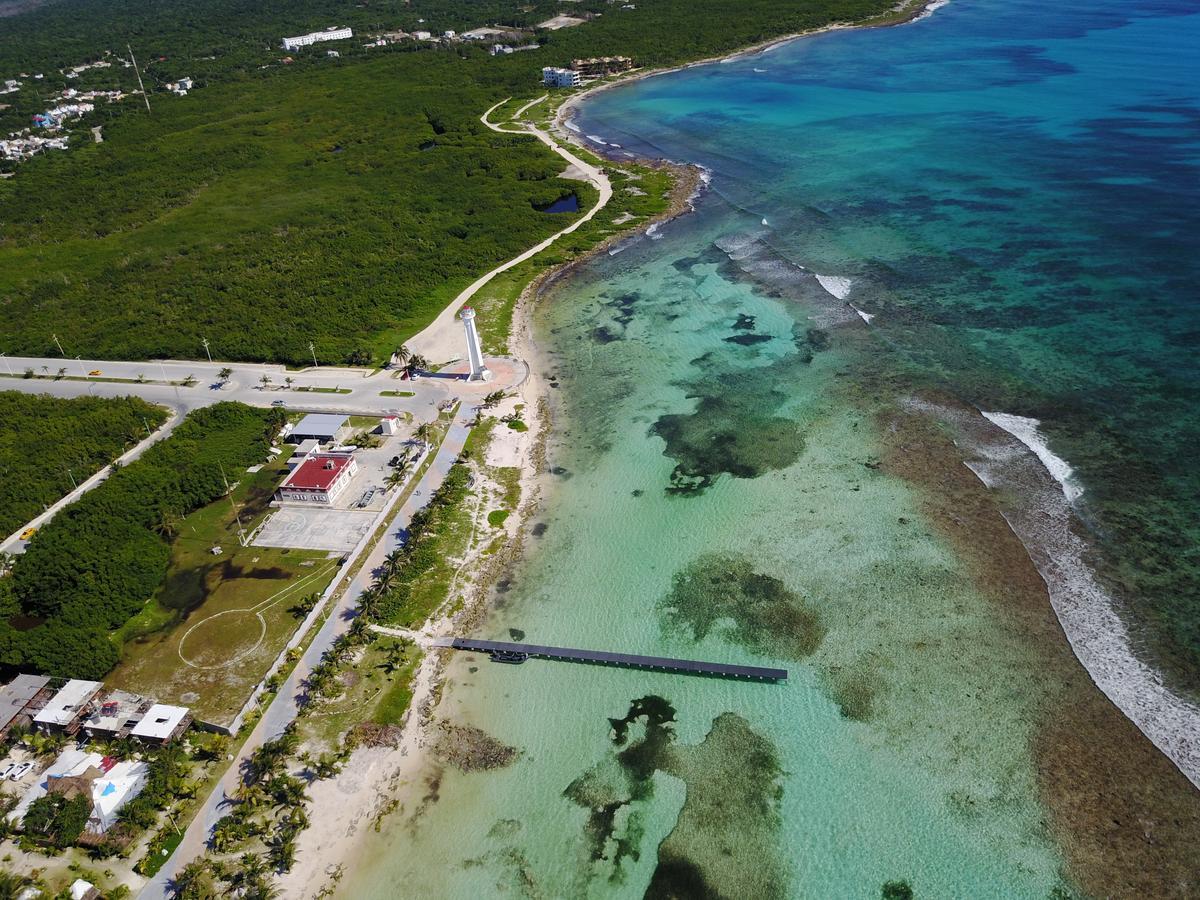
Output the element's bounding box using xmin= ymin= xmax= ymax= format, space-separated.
xmin=139 ymin=414 xmax=474 ymax=899
xmin=405 ymin=97 xmax=613 ymax=363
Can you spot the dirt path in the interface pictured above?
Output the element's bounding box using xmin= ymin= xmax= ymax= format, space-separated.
xmin=404 ymin=98 xmax=613 ymax=365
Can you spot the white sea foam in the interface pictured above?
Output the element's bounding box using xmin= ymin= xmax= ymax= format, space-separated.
xmin=761 ymin=217 xmax=769 ymax=226
xmin=904 ymin=398 xmax=1200 ymax=790
xmin=565 ymin=120 xmax=582 ymax=133
xmin=646 ymin=222 xmax=663 ymax=240
xmin=814 ymin=273 xmax=853 ymax=300
xmin=851 ymin=305 xmax=875 ymax=324
xmin=753 ymin=67 xmax=768 ymax=73
xmin=586 ymin=134 xmax=608 ymax=145
xmin=911 ymin=0 xmax=951 ymax=22
xmin=981 ymin=411 xmax=1082 ymax=503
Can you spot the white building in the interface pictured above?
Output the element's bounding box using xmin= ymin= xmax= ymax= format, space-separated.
xmin=276 ymin=454 xmax=359 ymax=504
xmin=130 ymin=703 xmax=192 ymax=744
xmin=34 ymin=680 xmax=102 ymax=734
xmin=542 ymin=67 xmax=581 ymax=88
xmin=7 ymin=748 xmax=149 ymax=835
xmin=282 ymin=26 xmax=353 ymax=51
xmin=412 ymin=30 xmax=432 ymax=40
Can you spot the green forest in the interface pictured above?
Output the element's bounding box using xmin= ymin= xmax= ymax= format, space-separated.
xmin=0 ymin=391 xmax=167 ymax=537
xmin=0 ymin=402 xmax=283 ymax=679
xmin=0 ymin=0 xmax=897 ymax=366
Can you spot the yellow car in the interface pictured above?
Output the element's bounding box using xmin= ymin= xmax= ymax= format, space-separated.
xmin=19 ymin=527 xmax=36 ymax=540
xmin=89 ymin=369 xmax=102 ymax=376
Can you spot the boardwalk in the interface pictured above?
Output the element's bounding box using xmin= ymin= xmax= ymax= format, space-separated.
xmin=432 ymin=637 xmax=787 ymax=682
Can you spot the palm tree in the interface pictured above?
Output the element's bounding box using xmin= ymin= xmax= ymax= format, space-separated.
xmin=259 ymin=374 xmax=272 ymax=389
xmin=56 ymin=367 xmax=67 ymax=380
xmin=0 ymin=871 xmax=31 ymax=900
xmin=284 ymin=376 xmax=294 ymax=389
xmin=218 ymin=367 xmax=233 ymax=384
xmin=415 ymin=422 xmax=433 ymax=447
xmin=393 ymin=344 xmax=412 ymax=369
xmin=379 ymin=639 xmax=410 ymax=674
xmin=171 ymin=860 xmax=216 ymax=900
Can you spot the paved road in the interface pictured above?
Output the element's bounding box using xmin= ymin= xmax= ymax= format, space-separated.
xmin=0 ymin=355 xmax=457 ymax=419
xmin=139 ymin=415 xmax=473 ymax=899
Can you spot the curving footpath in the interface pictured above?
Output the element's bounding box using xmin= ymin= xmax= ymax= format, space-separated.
xmin=406 ymin=97 xmax=613 ymax=364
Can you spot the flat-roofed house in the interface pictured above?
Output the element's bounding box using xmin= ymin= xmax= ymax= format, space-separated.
xmin=130 ymin=704 xmax=192 ymax=745
xmin=33 ymin=680 xmax=102 ymax=735
xmin=0 ymin=674 xmax=54 ymax=738
xmin=81 ymin=690 xmax=152 ymax=740
xmin=288 ymin=413 xmax=348 ymax=444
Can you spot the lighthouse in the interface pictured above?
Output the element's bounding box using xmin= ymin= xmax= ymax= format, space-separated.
xmin=459 ymin=306 xmax=492 ymax=382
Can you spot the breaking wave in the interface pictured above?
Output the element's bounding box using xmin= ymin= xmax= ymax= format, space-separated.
xmin=981 ymin=411 xmax=1082 ymax=503
xmin=906 ymin=398 xmax=1200 ymax=789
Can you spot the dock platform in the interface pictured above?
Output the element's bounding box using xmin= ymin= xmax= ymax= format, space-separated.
xmin=431 ymin=637 xmax=786 ymax=682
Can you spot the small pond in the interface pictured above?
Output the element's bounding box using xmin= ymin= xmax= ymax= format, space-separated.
xmin=537 ymin=193 xmax=579 ymax=214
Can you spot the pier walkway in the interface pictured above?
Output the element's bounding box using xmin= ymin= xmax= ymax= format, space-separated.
xmin=432 ymin=637 xmax=787 ymax=682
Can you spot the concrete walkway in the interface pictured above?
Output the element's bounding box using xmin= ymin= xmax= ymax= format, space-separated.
xmin=139 ymin=414 xmax=473 ymax=899
xmin=405 ymin=97 xmax=613 ymax=364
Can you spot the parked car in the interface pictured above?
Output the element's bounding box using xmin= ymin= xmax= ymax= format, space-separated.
xmin=8 ymin=761 xmax=35 ymax=780
xmin=271 ymin=399 xmax=286 ymax=407
xmin=388 ymin=456 xmax=401 ymax=467
xmin=19 ymin=527 xmax=36 ymax=540
xmin=88 ymin=369 xmax=102 ymax=376
xmin=0 ymin=763 xmax=16 ymax=780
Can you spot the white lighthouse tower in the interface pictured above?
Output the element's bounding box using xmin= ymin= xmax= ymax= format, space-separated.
xmin=459 ymin=306 xmax=492 ymax=382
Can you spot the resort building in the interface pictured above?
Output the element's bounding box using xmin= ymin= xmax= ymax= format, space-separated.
xmin=7 ymin=748 xmax=149 ymax=835
xmin=288 ymin=413 xmax=349 ymax=444
xmin=33 ymin=680 xmax=103 ymax=735
xmin=81 ymin=690 xmax=153 ymax=740
xmin=542 ymin=66 xmax=582 ymax=88
xmin=130 ymin=704 xmax=192 ymax=745
xmin=276 ymin=453 xmax=359 ymax=504
xmin=572 ymin=56 xmax=634 ymax=79
xmin=281 ymin=27 xmax=353 ymax=51
xmin=0 ymin=674 xmax=54 ymax=738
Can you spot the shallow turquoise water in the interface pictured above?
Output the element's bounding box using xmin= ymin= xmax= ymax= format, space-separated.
xmin=576 ymin=0 xmax=1200 ymax=685
xmin=345 ymin=0 xmax=1200 ymax=895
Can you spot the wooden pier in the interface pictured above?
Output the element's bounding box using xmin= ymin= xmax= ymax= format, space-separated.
xmin=431 ymin=637 xmax=787 ymax=683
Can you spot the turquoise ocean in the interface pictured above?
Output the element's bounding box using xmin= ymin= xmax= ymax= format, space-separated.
xmin=346 ymin=0 xmax=1200 ymax=895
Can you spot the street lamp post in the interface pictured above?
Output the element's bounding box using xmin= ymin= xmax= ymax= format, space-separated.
xmin=52 ymin=333 xmax=65 ymax=357
xmin=201 ymin=337 xmax=212 ymax=363
xmin=0 ymin=353 xmax=10 ymax=376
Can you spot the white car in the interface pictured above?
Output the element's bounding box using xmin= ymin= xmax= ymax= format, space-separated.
xmin=8 ymin=761 xmax=34 ymax=781
xmin=0 ymin=763 xmax=14 ymax=780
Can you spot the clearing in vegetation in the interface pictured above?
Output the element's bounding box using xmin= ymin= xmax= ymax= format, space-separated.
xmin=106 ymin=455 xmax=340 ymax=727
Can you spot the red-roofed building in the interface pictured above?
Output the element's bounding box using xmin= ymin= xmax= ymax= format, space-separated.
xmin=276 ymin=453 xmax=358 ymax=504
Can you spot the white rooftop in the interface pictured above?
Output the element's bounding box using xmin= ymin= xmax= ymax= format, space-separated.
xmin=33 ymin=680 xmax=101 ymax=727
xmin=292 ymin=413 xmax=348 ymax=437
xmin=130 ymin=703 xmax=189 ymax=740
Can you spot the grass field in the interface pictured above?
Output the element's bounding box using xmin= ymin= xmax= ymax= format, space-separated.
xmin=106 ymin=456 xmax=340 ymax=726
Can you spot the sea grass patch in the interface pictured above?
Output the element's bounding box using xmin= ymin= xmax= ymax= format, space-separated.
xmin=659 ymin=553 xmax=823 ymax=660
xmin=564 ymin=696 xmax=787 ymax=895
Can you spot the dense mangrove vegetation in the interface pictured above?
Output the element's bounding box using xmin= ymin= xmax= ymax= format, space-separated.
xmin=0 ymin=0 xmax=896 ymax=365
xmin=0 ymin=392 xmax=167 ymax=537
xmin=0 ymin=403 xmax=283 ymax=679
